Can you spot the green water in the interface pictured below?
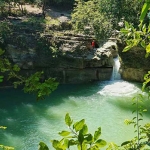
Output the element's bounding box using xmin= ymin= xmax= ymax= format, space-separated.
xmin=0 ymin=80 xmax=150 ymax=150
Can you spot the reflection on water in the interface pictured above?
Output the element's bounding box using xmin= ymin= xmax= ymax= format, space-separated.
xmin=0 ymin=81 xmax=149 ymax=150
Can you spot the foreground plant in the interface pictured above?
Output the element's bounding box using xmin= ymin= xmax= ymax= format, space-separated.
xmin=121 ymin=94 xmax=150 ymax=149
xmin=39 ymin=113 xmax=107 ymax=150
xmin=0 ymin=49 xmax=59 ymax=100
xmin=0 ymin=126 xmax=14 ymax=150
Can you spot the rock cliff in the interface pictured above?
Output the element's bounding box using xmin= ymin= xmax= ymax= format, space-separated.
xmin=2 ymin=16 xmax=118 ymax=84
xmin=117 ymin=40 xmax=150 ymax=82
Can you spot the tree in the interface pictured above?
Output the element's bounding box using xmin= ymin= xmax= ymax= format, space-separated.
xmin=99 ymin=0 xmax=143 ymax=28
xmin=71 ymin=0 xmax=112 ymax=41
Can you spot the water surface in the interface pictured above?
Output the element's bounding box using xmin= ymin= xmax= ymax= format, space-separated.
xmin=0 ymin=80 xmax=149 ymax=150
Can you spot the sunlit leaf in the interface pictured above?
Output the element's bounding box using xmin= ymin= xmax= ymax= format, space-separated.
xmin=121 ymin=141 xmax=131 ymax=146
xmin=59 ymin=131 xmax=71 ymax=136
xmin=95 ymin=139 xmax=107 ymax=148
xmin=94 ymin=127 xmax=101 ymax=141
xmin=0 ymin=126 xmax=7 ymax=129
xmin=140 ymin=2 xmax=150 ymax=22
xmin=146 ymin=43 xmax=150 ymax=53
xmin=122 ymin=44 xmax=133 ymax=52
xmin=65 ymin=113 xmax=73 ymax=127
xmin=73 ymin=119 xmax=85 ymax=132
xmin=38 ymin=141 xmax=49 ymax=150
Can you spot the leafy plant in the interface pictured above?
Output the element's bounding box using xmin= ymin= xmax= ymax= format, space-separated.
xmin=71 ymin=0 xmax=112 ymax=41
xmin=120 ymin=0 xmax=150 ymax=57
xmin=39 ymin=113 xmax=107 ymax=150
xmin=0 ymin=48 xmax=59 ymax=100
xmin=0 ymin=126 xmax=14 ymax=150
xmin=121 ymin=94 xmax=149 ymax=150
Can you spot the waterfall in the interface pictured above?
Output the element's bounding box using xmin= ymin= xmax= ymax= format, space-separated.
xmin=111 ymin=56 xmax=121 ymax=80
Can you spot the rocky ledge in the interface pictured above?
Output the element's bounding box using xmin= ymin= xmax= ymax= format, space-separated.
xmin=6 ymin=33 xmax=117 ymax=83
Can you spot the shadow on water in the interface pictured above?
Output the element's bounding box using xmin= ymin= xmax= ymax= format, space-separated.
xmin=0 ymin=82 xmax=101 ymax=137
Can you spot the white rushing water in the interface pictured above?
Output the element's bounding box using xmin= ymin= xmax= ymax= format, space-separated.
xmin=111 ymin=56 xmax=121 ymax=80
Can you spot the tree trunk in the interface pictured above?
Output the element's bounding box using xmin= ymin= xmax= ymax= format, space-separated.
xmin=42 ymin=0 xmax=46 ymax=18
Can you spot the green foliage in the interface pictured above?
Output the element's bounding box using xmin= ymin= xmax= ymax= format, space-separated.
xmin=38 ymin=142 xmax=49 ymax=150
xmin=23 ymin=72 xmax=59 ymax=100
xmin=120 ymin=0 xmax=150 ymax=93
xmin=0 ymin=126 xmax=14 ymax=150
xmin=99 ymin=0 xmax=143 ymax=28
xmin=51 ymin=113 xmax=107 ymax=150
xmin=0 ymin=21 xmax=11 ymax=44
xmin=71 ymin=0 xmax=112 ymax=41
xmin=0 ymin=126 xmax=7 ymax=129
xmin=0 ymin=49 xmax=59 ymax=100
xmin=140 ymin=0 xmax=150 ymax=22
xmin=121 ymin=94 xmax=149 ymax=149
xmin=120 ymin=0 xmax=150 ymax=56
xmin=39 ymin=113 xmax=107 ymax=150
xmin=0 ymin=145 xmax=14 ymax=150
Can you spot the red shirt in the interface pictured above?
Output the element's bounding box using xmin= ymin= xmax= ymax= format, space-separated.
xmin=92 ymin=41 xmax=95 ymax=48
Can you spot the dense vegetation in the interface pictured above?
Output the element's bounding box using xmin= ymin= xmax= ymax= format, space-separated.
xmin=0 ymin=0 xmax=150 ymax=149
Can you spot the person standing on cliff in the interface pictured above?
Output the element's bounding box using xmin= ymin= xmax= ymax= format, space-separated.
xmin=91 ymin=40 xmax=96 ymax=50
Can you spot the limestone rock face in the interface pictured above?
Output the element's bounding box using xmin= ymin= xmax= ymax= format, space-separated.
xmin=6 ymin=36 xmax=116 ymax=83
xmin=117 ymin=40 xmax=150 ymax=82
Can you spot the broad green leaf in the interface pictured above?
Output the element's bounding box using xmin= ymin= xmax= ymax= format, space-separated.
xmin=132 ymin=110 xmax=136 ymax=114
xmin=122 ymin=44 xmax=133 ymax=52
xmin=125 ymin=21 xmax=130 ymax=29
xmin=94 ymin=127 xmax=101 ymax=141
xmin=73 ymin=119 xmax=85 ymax=132
xmin=139 ymin=112 xmax=143 ymax=117
xmin=0 ymin=126 xmax=7 ymax=129
xmin=142 ymin=24 xmax=146 ymax=33
xmin=144 ymin=51 xmax=149 ymax=57
xmin=81 ymin=141 xmax=87 ymax=150
xmin=85 ymin=134 xmax=93 ymax=144
xmin=80 ymin=124 xmax=88 ymax=135
xmin=38 ymin=142 xmax=49 ymax=150
xmin=120 ymin=29 xmax=129 ymax=34
xmin=68 ymin=139 xmax=78 ymax=146
xmin=65 ymin=113 xmax=73 ymax=127
xmin=63 ymin=139 xmax=69 ymax=149
xmin=77 ymin=144 xmax=82 ymax=150
xmin=143 ymin=109 xmax=147 ymax=112
xmin=106 ymin=142 xmax=119 ymax=150
xmin=0 ymin=145 xmax=14 ymax=150
xmin=51 ymin=140 xmax=60 ymax=149
xmin=78 ymin=131 xmax=84 ymax=143
xmin=146 ymin=43 xmax=150 ymax=53
xmin=124 ymin=119 xmax=133 ymax=125
xmin=121 ymin=141 xmax=131 ymax=146
xmin=138 ymin=118 xmax=143 ymax=121
xmin=141 ymin=40 xmax=146 ymax=48
xmin=59 ymin=131 xmax=71 ymax=136
xmin=95 ymin=139 xmax=107 ymax=148
xmin=132 ymin=117 xmax=136 ymax=120
xmin=140 ymin=2 xmax=150 ymax=22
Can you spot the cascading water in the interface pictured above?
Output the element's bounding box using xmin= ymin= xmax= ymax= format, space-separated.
xmin=111 ymin=56 xmax=121 ymax=80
